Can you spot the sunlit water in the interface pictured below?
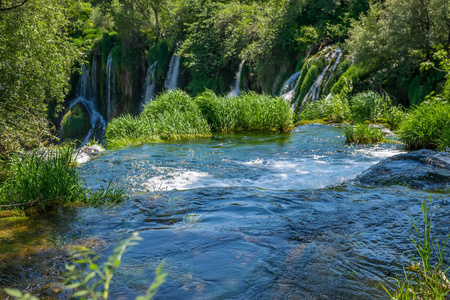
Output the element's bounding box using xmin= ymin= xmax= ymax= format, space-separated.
xmin=1 ymin=125 xmax=449 ymax=299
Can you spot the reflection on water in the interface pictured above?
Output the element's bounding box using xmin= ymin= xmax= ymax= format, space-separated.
xmin=0 ymin=125 xmax=448 ymax=299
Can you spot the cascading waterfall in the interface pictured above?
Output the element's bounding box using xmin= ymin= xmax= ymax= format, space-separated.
xmin=141 ymin=60 xmax=158 ymax=112
xmin=164 ymin=49 xmax=180 ymax=90
xmin=280 ymin=70 xmax=302 ymax=102
xmin=227 ymin=61 xmax=245 ymax=98
xmin=293 ymin=47 xmax=343 ymax=111
xmin=106 ymin=51 xmax=116 ymax=122
xmin=67 ymin=61 xmax=106 ymax=145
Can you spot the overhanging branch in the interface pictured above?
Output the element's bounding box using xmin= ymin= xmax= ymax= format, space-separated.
xmin=0 ymin=0 xmax=29 ymax=11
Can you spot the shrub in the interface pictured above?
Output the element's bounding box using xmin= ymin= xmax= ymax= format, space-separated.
xmin=349 ymin=91 xmax=389 ymax=123
xmin=62 ymin=103 xmax=92 ymax=140
xmin=398 ymin=100 xmax=450 ymax=150
xmin=344 ymin=123 xmax=384 ymax=144
xmin=106 ymin=90 xmax=211 ymax=148
xmin=0 ymin=146 xmax=126 ymax=209
xmin=106 ymin=90 xmax=293 ymax=148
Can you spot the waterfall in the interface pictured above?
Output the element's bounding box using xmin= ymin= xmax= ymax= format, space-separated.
xmin=106 ymin=51 xmax=116 ymax=122
xmin=67 ymin=60 xmax=106 ymax=145
xmin=164 ymin=49 xmax=180 ymax=90
xmin=280 ymin=70 xmax=302 ymax=102
xmin=293 ymin=47 xmax=343 ymax=111
xmin=141 ymin=60 xmax=158 ymax=112
xmin=227 ymin=61 xmax=245 ymax=98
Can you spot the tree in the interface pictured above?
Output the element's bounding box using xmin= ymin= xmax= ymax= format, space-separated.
xmin=0 ymin=0 xmax=80 ymax=154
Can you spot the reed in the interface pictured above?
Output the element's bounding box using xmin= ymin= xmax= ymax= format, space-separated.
xmin=344 ymin=123 xmax=384 ymax=144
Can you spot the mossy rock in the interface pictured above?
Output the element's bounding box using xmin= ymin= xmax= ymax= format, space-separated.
xmin=62 ymin=103 xmax=91 ymax=141
xmin=295 ymin=119 xmax=327 ymax=127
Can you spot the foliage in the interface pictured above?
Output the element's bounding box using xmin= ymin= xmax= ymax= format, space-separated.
xmin=106 ymin=89 xmax=293 ymax=148
xmin=344 ymin=123 xmax=384 ymax=144
xmin=398 ymin=100 xmax=450 ymax=150
xmin=0 ymin=0 xmax=80 ymax=154
xmin=196 ymin=90 xmax=294 ymax=132
xmin=382 ymin=198 xmax=450 ymax=299
xmin=298 ymin=94 xmax=350 ymax=122
xmin=0 ymin=146 xmax=126 ymax=209
xmin=5 ymin=233 xmax=166 ymax=300
xmin=105 ymin=89 xmax=211 ymax=148
xmin=349 ymin=91 xmax=390 ymax=123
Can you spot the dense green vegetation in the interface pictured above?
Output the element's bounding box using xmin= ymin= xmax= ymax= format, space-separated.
xmin=106 ymin=89 xmax=293 ymax=148
xmin=62 ymin=103 xmax=92 ymax=140
xmin=344 ymin=123 xmax=384 ymax=144
xmin=398 ymin=100 xmax=450 ymax=150
xmin=0 ymin=147 xmax=126 ymax=210
xmin=298 ymin=91 xmax=404 ymax=130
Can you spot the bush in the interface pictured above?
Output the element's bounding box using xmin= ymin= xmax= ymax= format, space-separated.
xmin=344 ymin=123 xmax=384 ymax=144
xmin=196 ymin=90 xmax=294 ymax=132
xmin=106 ymin=90 xmax=211 ymax=148
xmin=106 ymin=90 xmax=294 ymax=148
xmin=398 ymin=100 xmax=450 ymax=150
xmin=0 ymin=146 xmax=125 ymax=210
xmin=297 ymin=94 xmax=350 ymax=122
xmin=349 ymin=91 xmax=389 ymax=123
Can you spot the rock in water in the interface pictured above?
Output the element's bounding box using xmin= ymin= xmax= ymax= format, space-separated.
xmin=354 ymin=149 xmax=450 ymax=191
xmin=75 ymin=145 xmax=104 ymax=164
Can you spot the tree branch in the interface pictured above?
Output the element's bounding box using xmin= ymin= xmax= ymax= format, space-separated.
xmin=0 ymin=0 xmax=29 ymax=11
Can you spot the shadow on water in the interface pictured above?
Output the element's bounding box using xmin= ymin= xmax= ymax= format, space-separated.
xmin=1 ymin=125 xmax=449 ymax=299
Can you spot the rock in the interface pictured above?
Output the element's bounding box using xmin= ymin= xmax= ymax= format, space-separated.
xmin=353 ymin=149 xmax=450 ymax=191
xmin=74 ymin=144 xmax=104 ymax=164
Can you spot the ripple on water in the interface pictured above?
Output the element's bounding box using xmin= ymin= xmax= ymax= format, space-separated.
xmin=2 ymin=125 xmax=447 ymax=299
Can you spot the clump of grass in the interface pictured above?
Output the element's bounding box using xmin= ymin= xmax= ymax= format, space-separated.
xmin=349 ymin=91 xmax=390 ymax=123
xmin=344 ymin=123 xmax=384 ymax=144
xmin=105 ymin=90 xmax=211 ymax=149
xmin=383 ymin=198 xmax=450 ymax=299
xmin=0 ymin=146 xmax=126 ymax=210
xmin=106 ymin=89 xmax=293 ymax=149
xmin=297 ymin=91 xmax=405 ymax=131
xmin=298 ymin=94 xmax=351 ymax=122
xmin=398 ymin=100 xmax=450 ymax=150
xmin=196 ymin=90 xmax=293 ymax=132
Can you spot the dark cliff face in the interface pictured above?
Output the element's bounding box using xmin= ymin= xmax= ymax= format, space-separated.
xmin=353 ymin=149 xmax=450 ymax=191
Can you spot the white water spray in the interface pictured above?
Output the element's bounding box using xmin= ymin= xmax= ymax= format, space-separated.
xmin=164 ymin=49 xmax=180 ymax=90
xmin=106 ymin=51 xmax=116 ymax=122
xmin=280 ymin=70 xmax=302 ymax=102
xmin=227 ymin=61 xmax=245 ymax=98
xmin=292 ymin=47 xmax=343 ymax=111
xmin=141 ymin=60 xmax=158 ymax=112
xmin=67 ymin=59 xmax=106 ymax=145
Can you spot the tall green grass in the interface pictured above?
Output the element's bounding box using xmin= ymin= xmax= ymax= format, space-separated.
xmin=298 ymin=94 xmax=351 ymax=122
xmin=0 ymin=146 xmax=126 ymax=209
xmin=196 ymin=90 xmax=293 ymax=132
xmin=298 ymin=91 xmax=405 ymax=132
xmin=105 ymin=90 xmax=211 ymax=148
xmin=398 ymin=100 xmax=450 ymax=150
xmin=106 ymin=89 xmax=294 ymax=149
xmin=344 ymin=123 xmax=384 ymax=144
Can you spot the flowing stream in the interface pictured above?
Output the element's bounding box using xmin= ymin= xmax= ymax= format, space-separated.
xmin=228 ymin=61 xmax=245 ymax=98
xmin=293 ymin=48 xmax=343 ymax=110
xmin=280 ymin=70 xmax=302 ymax=102
xmin=1 ymin=125 xmax=449 ymax=299
xmin=141 ymin=61 xmax=158 ymax=112
xmin=165 ymin=49 xmax=180 ymax=90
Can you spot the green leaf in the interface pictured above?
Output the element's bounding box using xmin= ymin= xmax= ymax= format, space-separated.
xmin=4 ymin=288 xmax=23 ymax=298
xmin=72 ymin=290 xmax=90 ymax=297
xmin=65 ymin=282 xmax=82 ymax=289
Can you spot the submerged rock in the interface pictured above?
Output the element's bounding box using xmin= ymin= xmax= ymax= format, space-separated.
xmin=354 ymin=149 xmax=450 ymax=191
xmin=74 ymin=144 xmax=104 ymax=164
